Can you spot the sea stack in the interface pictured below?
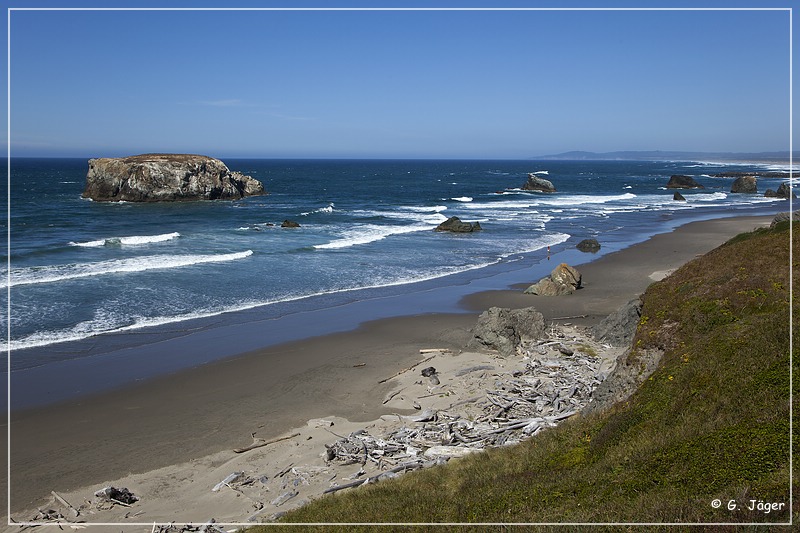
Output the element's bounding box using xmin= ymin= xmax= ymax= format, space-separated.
xmin=730 ymin=176 xmax=757 ymax=194
xmin=82 ymin=154 xmax=265 ymax=202
xmin=665 ymin=175 xmax=704 ymax=189
xmin=521 ymin=173 xmax=557 ymax=193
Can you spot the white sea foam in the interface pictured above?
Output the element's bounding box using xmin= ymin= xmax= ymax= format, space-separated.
xmin=356 ymin=205 xmax=449 ymax=225
xmin=315 ymin=224 xmax=433 ymax=250
xmin=403 ymin=205 xmax=448 ymax=213
xmin=691 ymin=192 xmax=728 ymax=202
xmin=451 ymin=197 xmax=473 ymax=202
xmin=3 ymin=250 xmax=253 ymax=288
xmin=461 ymin=193 xmax=636 ymax=211
xmin=301 ymin=203 xmax=335 ymax=216
xmin=533 ymin=170 xmax=549 ymax=175
xmin=70 ymin=232 xmax=180 ymax=247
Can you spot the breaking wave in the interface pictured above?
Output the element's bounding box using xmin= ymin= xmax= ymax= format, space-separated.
xmin=70 ymin=232 xmax=181 ymax=247
xmin=3 ymin=250 xmax=253 ymax=288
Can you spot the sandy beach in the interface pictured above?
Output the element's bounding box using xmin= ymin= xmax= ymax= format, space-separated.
xmin=3 ymin=213 xmax=778 ymax=528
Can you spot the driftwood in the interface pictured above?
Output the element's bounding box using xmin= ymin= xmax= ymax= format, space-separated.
xmin=378 ymin=354 xmax=437 ymax=384
xmin=51 ymin=491 xmax=79 ymax=517
xmin=382 ymin=387 xmax=406 ymax=405
xmin=233 ymin=431 xmax=301 ymax=453
xmin=323 ymin=460 xmax=427 ymax=494
xmin=419 ymin=348 xmax=452 ymax=354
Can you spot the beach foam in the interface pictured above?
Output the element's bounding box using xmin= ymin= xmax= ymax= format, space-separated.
xmin=3 ymin=250 xmax=253 ymax=288
xmin=70 ymin=232 xmax=181 ymax=247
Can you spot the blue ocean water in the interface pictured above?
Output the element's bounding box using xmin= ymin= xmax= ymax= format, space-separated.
xmin=2 ymin=158 xmax=791 ymax=377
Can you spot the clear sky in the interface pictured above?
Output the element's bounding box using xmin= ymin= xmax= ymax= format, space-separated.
xmin=4 ymin=1 xmax=796 ymax=159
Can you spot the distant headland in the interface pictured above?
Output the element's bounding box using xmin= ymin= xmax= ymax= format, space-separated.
xmin=82 ymin=153 xmax=265 ymax=202
xmin=529 ymin=150 xmax=795 ymax=162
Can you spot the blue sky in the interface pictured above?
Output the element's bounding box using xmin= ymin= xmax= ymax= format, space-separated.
xmin=4 ymin=1 xmax=796 ymax=158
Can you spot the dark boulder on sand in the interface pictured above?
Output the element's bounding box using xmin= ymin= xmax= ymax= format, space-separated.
xmin=82 ymin=154 xmax=265 ymax=202
xmin=665 ymin=175 xmax=704 ymax=189
xmin=467 ymin=306 xmax=546 ymax=357
xmin=524 ymin=263 xmax=582 ymax=296
xmin=576 ymin=238 xmax=601 ymax=253
xmin=521 ymin=173 xmax=557 ymax=193
xmin=730 ymin=176 xmax=757 ymax=194
xmin=435 ymin=216 xmax=482 ymax=233
xmin=673 ymin=191 xmax=686 ymax=202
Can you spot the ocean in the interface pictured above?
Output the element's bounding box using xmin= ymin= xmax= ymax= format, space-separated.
xmin=2 ymin=158 xmax=791 ymax=407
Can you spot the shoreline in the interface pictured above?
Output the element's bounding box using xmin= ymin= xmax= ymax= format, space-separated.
xmin=4 ymin=213 xmax=778 ymax=520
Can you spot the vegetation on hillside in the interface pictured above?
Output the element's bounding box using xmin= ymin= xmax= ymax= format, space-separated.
xmin=254 ymin=221 xmax=795 ymax=529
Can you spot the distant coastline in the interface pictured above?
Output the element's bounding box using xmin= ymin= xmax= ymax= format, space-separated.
xmin=530 ymin=150 xmax=796 ymax=164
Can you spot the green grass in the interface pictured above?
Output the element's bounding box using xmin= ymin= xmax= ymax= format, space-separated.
xmin=251 ymin=222 xmax=795 ymax=530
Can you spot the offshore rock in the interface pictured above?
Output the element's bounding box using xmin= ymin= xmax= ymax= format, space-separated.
xmin=435 ymin=216 xmax=482 ymax=233
xmin=730 ymin=175 xmax=757 ymax=194
xmin=665 ymin=175 xmax=704 ymax=189
xmin=764 ymin=182 xmax=796 ymax=199
xmin=467 ymin=306 xmax=546 ymax=357
xmin=521 ymin=173 xmax=557 ymax=193
xmin=524 ymin=263 xmax=582 ymax=296
xmin=82 ymin=154 xmax=265 ymax=202
xmin=281 ymin=220 xmax=301 ymax=228
xmin=576 ymin=238 xmax=601 ymax=253
xmin=673 ymin=191 xmax=686 ymax=201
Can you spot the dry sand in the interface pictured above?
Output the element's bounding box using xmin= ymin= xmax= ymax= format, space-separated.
xmin=2 ymin=214 xmax=777 ymax=530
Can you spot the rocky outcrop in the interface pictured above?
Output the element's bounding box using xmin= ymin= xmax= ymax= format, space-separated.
xmin=730 ymin=175 xmax=757 ymax=193
xmin=591 ymin=297 xmax=642 ymax=347
xmin=673 ymin=191 xmax=686 ymax=201
xmin=665 ymin=175 xmax=704 ymax=189
xmin=281 ymin=220 xmax=301 ymax=228
xmin=584 ymin=347 xmax=664 ymax=414
xmin=764 ymin=182 xmax=796 ymax=199
xmin=712 ymin=171 xmax=789 ymax=178
xmin=770 ymin=211 xmax=800 ymax=228
xmin=435 ymin=216 xmax=482 ymax=233
xmin=576 ymin=238 xmax=601 ymax=253
xmin=524 ymin=263 xmax=582 ymax=296
xmin=82 ymin=154 xmax=265 ymax=202
xmin=521 ymin=173 xmax=556 ymax=193
xmin=467 ymin=306 xmax=546 ymax=357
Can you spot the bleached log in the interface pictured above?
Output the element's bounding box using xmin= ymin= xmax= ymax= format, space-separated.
xmin=378 ymin=354 xmax=437 ymax=384
xmin=51 ymin=491 xmax=79 ymax=517
xmin=270 ymin=490 xmax=298 ymax=507
xmin=233 ymin=431 xmax=301 ymax=453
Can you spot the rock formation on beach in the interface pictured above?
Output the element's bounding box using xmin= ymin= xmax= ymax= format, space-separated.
xmin=82 ymin=154 xmax=265 ymax=202
xmin=673 ymin=191 xmax=686 ymax=202
xmin=764 ymin=182 xmax=795 ymax=199
xmin=524 ymin=263 xmax=582 ymax=296
xmin=770 ymin=210 xmax=800 ymax=228
xmin=665 ymin=175 xmax=704 ymax=189
xmin=435 ymin=216 xmax=482 ymax=233
xmin=467 ymin=306 xmax=546 ymax=357
xmin=730 ymin=175 xmax=757 ymax=194
xmin=591 ymin=297 xmax=643 ymax=347
xmin=521 ymin=173 xmax=557 ymax=193
xmin=576 ymin=238 xmax=601 ymax=253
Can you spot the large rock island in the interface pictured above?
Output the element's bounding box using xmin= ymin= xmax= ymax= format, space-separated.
xmin=82 ymin=154 xmax=265 ymax=202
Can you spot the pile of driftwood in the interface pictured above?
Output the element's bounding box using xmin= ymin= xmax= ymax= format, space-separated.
xmin=323 ymin=335 xmax=605 ymax=492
